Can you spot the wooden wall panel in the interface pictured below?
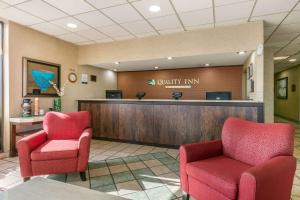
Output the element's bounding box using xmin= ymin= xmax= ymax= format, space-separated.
xmin=78 ymin=100 xmax=264 ymax=147
xmin=117 ymin=66 xmax=243 ymax=100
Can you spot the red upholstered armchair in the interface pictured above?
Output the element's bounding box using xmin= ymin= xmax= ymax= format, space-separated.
xmin=17 ymin=111 xmax=92 ymax=181
xmin=180 ymin=117 xmax=296 ymax=200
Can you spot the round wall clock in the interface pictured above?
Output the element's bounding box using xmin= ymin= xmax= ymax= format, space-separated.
xmin=68 ymin=72 xmax=77 ymax=83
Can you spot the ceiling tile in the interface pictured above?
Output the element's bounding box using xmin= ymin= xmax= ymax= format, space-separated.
xmin=282 ymin=10 xmax=300 ymax=24
xmin=1 ymin=0 xmax=27 ymax=5
xmin=215 ymin=18 xmax=248 ymax=27
xmin=0 ymin=1 xmax=9 ymax=9
xmin=250 ymin=12 xmax=287 ymax=27
xmin=171 ymin=0 xmax=212 ymax=13
xmin=185 ymin=23 xmax=214 ymax=31
xmin=215 ymin=1 xmax=254 ymax=22
xmin=159 ymin=27 xmax=184 ymax=34
xmin=74 ymin=11 xmax=114 ymax=27
xmin=96 ymin=24 xmax=130 ymax=37
xmin=16 ymin=0 xmax=67 ymax=21
xmin=30 ymin=22 xmax=69 ymax=35
xmin=276 ymin=23 xmax=300 ymax=34
xmin=294 ymin=35 xmax=300 ymax=44
xmin=102 ymin=3 xmax=143 ymax=23
xmin=215 ymin=0 xmax=253 ymax=6
xmin=179 ymin=8 xmax=213 ymax=27
xmin=134 ymin=31 xmax=158 ymax=38
xmin=76 ymin=41 xmax=96 ymax=45
xmin=277 ymin=42 xmax=300 ymax=55
xmin=148 ymin=15 xmax=181 ymax=30
xmin=76 ymin=29 xmax=108 ymax=40
xmin=44 ymin=0 xmax=95 ymax=15
xmin=51 ymin=17 xmax=90 ymax=32
xmin=95 ymin=38 xmax=114 ymax=43
xmin=121 ymin=20 xmax=154 ymax=34
xmin=0 ymin=7 xmax=44 ymax=25
xmin=114 ymin=34 xmax=135 ymax=41
xmin=85 ymin=0 xmax=127 ymax=9
xmin=132 ymin=0 xmax=174 ymax=18
xmin=268 ymin=32 xmax=299 ymax=43
xmin=264 ymin=26 xmax=277 ymax=37
xmin=265 ymin=41 xmax=289 ymax=48
xmin=252 ymin=0 xmax=298 ymax=17
xmin=58 ymin=33 xmax=89 ymax=43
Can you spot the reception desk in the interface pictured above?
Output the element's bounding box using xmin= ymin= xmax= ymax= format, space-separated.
xmin=78 ymin=99 xmax=264 ymax=147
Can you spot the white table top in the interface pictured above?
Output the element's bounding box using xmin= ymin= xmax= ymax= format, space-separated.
xmin=3 ymin=177 xmax=127 ymax=200
xmin=9 ymin=116 xmax=44 ymax=123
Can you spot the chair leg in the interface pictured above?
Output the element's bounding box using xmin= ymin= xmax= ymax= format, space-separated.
xmin=64 ymin=173 xmax=68 ymax=183
xmin=23 ymin=177 xmax=30 ymax=182
xmin=79 ymin=172 xmax=86 ymax=181
xmin=185 ymin=194 xmax=190 ymax=200
xmin=87 ymin=165 xmax=91 ymax=189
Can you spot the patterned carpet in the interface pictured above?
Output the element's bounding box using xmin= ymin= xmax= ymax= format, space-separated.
xmin=47 ymin=152 xmax=182 ymax=200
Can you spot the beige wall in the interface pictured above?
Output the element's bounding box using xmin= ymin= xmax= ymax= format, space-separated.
xmin=3 ymin=22 xmax=117 ymax=152
xmin=274 ymin=66 xmax=300 ymax=121
xmin=78 ymin=22 xmax=264 ymax=66
xmin=263 ymin=48 xmax=274 ymax=123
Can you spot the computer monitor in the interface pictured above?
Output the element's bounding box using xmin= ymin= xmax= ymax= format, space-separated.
xmin=106 ymin=90 xmax=123 ymax=99
xmin=206 ymin=92 xmax=231 ymax=100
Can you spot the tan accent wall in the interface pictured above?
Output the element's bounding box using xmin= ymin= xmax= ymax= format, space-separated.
xmin=3 ymin=22 xmax=117 ymax=152
xmin=274 ymin=66 xmax=300 ymax=121
xmin=78 ymin=22 xmax=264 ymax=66
xmin=117 ymin=66 xmax=243 ymax=100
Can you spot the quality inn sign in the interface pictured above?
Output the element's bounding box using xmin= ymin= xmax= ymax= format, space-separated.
xmin=147 ymin=78 xmax=200 ymax=89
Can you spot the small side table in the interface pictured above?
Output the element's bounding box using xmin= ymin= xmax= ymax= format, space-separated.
xmin=9 ymin=116 xmax=44 ymax=157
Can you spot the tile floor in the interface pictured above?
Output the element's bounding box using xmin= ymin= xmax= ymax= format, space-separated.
xmin=0 ymin=116 xmax=298 ymax=200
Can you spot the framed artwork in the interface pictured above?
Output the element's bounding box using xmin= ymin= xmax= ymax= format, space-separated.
xmin=247 ymin=63 xmax=253 ymax=79
xmin=277 ymin=77 xmax=288 ymax=99
xmin=22 ymin=57 xmax=60 ymax=97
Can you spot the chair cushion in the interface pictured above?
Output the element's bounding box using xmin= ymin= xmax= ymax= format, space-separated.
xmin=31 ymin=140 xmax=79 ymax=161
xmin=186 ymin=156 xmax=252 ymax=200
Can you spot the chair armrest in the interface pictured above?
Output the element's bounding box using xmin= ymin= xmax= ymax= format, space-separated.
xmin=179 ymin=140 xmax=223 ymax=193
xmin=239 ymin=156 xmax=296 ymax=200
xmin=17 ymin=130 xmax=47 ymax=177
xmin=77 ymin=128 xmax=92 ymax=172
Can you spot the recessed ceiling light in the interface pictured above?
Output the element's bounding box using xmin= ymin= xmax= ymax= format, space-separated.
xmin=274 ymin=56 xmax=289 ymax=60
xmin=204 ymin=63 xmax=210 ymax=67
xmin=289 ymin=58 xmax=297 ymax=62
xmin=66 ymin=23 xmax=77 ymax=29
xmin=114 ymin=61 xmax=120 ymax=65
xmin=149 ymin=5 xmax=161 ymax=12
xmin=237 ymin=51 xmax=246 ymax=55
xmin=154 ymin=66 xmax=159 ymax=69
xmin=113 ymin=69 xmax=117 ymax=71
xmin=167 ymin=56 xmax=173 ymax=60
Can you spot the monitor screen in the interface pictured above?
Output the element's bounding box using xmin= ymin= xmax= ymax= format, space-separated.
xmin=206 ymin=92 xmax=231 ymax=100
xmin=106 ymin=90 xmax=123 ymax=99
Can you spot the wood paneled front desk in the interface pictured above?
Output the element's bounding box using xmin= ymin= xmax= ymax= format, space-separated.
xmin=78 ymin=99 xmax=264 ymax=147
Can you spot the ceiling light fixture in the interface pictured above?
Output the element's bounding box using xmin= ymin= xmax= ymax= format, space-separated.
xmin=113 ymin=69 xmax=117 ymax=71
xmin=114 ymin=61 xmax=120 ymax=65
xmin=204 ymin=63 xmax=210 ymax=67
xmin=149 ymin=5 xmax=161 ymax=12
xmin=167 ymin=56 xmax=173 ymax=60
xmin=289 ymin=58 xmax=297 ymax=62
xmin=274 ymin=56 xmax=289 ymax=61
xmin=237 ymin=51 xmax=246 ymax=55
xmin=66 ymin=23 xmax=77 ymax=29
xmin=154 ymin=66 xmax=159 ymax=69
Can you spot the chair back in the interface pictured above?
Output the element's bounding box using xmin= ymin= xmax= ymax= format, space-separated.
xmin=221 ymin=117 xmax=294 ymax=166
xmin=43 ymin=111 xmax=91 ymax=140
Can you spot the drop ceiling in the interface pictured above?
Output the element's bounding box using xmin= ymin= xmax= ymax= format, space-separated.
xmin=95 ymin=51 xmax=252 ymax=72
xmin=0 ymin=0 xmax=300 ymax=71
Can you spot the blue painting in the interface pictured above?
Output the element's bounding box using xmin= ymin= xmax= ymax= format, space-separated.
xmin=23 ymin=57 xmax=60 ymax=97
